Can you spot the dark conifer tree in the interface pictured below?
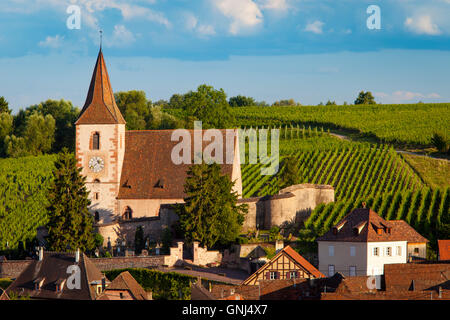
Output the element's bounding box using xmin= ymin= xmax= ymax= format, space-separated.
xmin=46 ymin=148 xmax=95 ymax=252
xmin=177 ymin=162 xmax=247 ymax=248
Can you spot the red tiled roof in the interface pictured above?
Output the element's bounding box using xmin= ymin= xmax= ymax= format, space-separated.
xmin=97 ymin=271 xmax=149 ymax=300
xmin=317 ymin=207 xmax=428 ymax=243
xmin=76 ymin=49 xmax=126 ymax=125
xmin=242 ymin=245 xmax=324 ymax=285
xmin=117 ymin=130 xmax=237 ymax=199
xmin=438 ymin=240 xmax=450 ymax=261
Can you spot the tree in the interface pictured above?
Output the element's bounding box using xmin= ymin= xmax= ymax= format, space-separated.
xmin=0 ymin=112 xmax=13 ymax=156
xmin=177 ymin=162 xmax=247 ymax=248
xmin=354 ymin=91 xmax=376 ymax=105
xmin=326 ymin=100 xmax=337 ymax=106
xmin=430 ymin=132 xmax=448 ymax=153
xmin=229 ymin=95 xmax=256 ymax=107
xmin=23 ymin=112 xmax=55 ymax=155
xmin=115 ymin=90 xmax=152 ymax=130
xmin=134 ymin=226 xmax=145 ymax=255
xmin=272 ymin=99 xmax=300 ymax=107
xmin=167 ymin=94 xmax=185 ymax=109
xmin=280 ymin=156 xmax=300 ymax=188
xmin=180 ymin=84 xmax=233 ymax=129
xmin=0 ymin=96 xmax=11 ymax=114
xmin=4 ymin=135 xmax=29 ymax=158
xmin=46 ymin=148 xmax=95 ymax=252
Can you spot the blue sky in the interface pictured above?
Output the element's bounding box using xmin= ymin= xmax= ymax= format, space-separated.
xmin=1 ymin=0 xmax=450 ymax=112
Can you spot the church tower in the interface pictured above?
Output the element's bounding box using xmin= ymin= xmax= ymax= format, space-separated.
xmin=75 ymin=48 xmax=126 ymax=224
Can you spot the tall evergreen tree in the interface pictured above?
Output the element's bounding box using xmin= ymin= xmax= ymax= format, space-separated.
xmin=177 ymin=162 xmax=247 ymax=248
xmin=46 ymin=148 xmax=95 ymax=252
xmin=134 ymin=226 xmax=145 ymax=255
xmin=280 ymin=156 xmax=300 ymax=188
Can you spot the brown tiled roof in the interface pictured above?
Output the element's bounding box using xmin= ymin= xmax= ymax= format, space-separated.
xmin=97 ymin=271 xmax=148 ymax=300
xmin=0 ymin=289 xmax=9 ymax=300
xmin=190 ymin=282 xmax=216 ymax=300
xmin=76 ymin=49 xmax=126 ymax=125
xmin=438 ymin=240 xmax=450 ymax=261
xmin=6 ymin=251 xmax=107 ymax=300
xmin=334 ymin=276 xmax=377 ymax=294
xmin=384 ymin=263 xmax=450 ymax=292
xmin=317 ymin=207 xmax=428 ymax=243
xmin=118 ymin=130 xmax=237 ymax=199
xmin=242 ymin=245 xmax=324 ymax=285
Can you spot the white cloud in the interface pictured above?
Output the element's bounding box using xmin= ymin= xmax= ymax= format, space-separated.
xmin=197 ymin=25 xmax=216 ymax=36
xmin=305 ymin=20 xmax=324 ymax=34
xmin=405 ymin=15 xmax=442 ymax=35
xmin=213 ymin=0 xmax=263 ymax=35
xmin=185 ymin=14 xmax=198 ymax=31
xmin=105 ymin=25 xmax=136 ymax=47
xmin=184 ymin=13 xmax=216 ymax=37
xmin=38 ymin=35 xmax=64 ymax=48
xmin=258 ymin=0 xmax=289 ymax=11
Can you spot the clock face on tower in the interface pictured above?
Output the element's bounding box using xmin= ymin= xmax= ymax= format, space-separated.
xmin=88 ymin=156 xmax=105 ymax=173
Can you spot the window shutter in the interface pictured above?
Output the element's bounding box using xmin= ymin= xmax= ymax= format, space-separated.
xmin=276 ymin=272 xmax=280 ymax=279
xmin=266 ymin=272 xmax=270 ymax=280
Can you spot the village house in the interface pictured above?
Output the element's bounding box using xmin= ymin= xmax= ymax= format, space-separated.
xmin=321 ymin=262 xmax=450 ymax=300
xmin=6 ymin=248 xmax=109 ymax=300
xmin=317 ymin=206 xmax=428 ymax=277
xmin=97 ymin=271 xmax=151 ymax=300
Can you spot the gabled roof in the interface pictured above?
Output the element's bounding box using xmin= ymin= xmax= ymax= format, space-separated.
xmin=242 ymin=245 xmax=324 ymax=285
xmin=75 ymin=49 xmax=126 ymax=125
xmin=0 ymin=289 xmax=10 ymax=300
xmin=438 ymin=240 xmax=450 ymax=261
xmin=317 ymin=207 xmax=428 ymax=243
xmin=6 ymin=251 xmax=107 ymax=300
xmin=97 ymin=271 xmax=148 ymax=300
xmin=117 ymin=130 xmax=237 ymax=200
xmin=190 ymin=282 xmax=216 ymax=300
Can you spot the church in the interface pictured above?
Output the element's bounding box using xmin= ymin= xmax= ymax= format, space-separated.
xmin=75 ymin=49 xmax=242 ymax=246
xmin=75 ymin=49 xmax=334 ymax=248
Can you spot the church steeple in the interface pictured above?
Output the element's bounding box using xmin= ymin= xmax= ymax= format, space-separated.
xmin=76 ymin=49 xmax=126 ymax=125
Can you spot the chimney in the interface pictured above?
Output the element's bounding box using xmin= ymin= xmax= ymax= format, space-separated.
xmin=75 ymin=248 xmax=80 ymax=263
xmin=275 ymin=240 xmax=284 ymax=253
xmin=101 ymin=277 xmax=106 ymax=292
xmin=38 ymin=247 xmax=44 ymax=261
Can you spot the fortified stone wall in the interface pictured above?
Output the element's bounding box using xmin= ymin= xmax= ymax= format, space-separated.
xmin=239 ymin=184 xmax=334 ymax=232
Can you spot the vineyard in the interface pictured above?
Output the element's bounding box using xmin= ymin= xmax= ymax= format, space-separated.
xmin=0 ymin=155 xmax=56 ymax=250
xmin=232 ymin=103 xmax=450 ymax=147
xmin=241 ymin=128 xmax=449 ymax=244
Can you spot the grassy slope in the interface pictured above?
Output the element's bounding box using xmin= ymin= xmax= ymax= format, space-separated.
xmin=402 ymin=153 xmax=450 ymax=189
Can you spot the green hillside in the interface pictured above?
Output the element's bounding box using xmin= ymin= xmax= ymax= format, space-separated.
xmin=0 ymin=155 xmax=56 ymax=250
xmin=232 ymin=103 xmax=450 ymax=148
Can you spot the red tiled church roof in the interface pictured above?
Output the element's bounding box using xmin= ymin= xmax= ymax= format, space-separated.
xmin=76 ymin=49 xmax=126 ymax=125
xmin=317 ymin=207 xmax=428 ymax=243
xmin=117 ymin=130 xmax=237 ymax=200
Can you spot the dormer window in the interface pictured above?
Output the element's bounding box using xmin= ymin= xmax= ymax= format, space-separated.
xmin=34 ymin=277 xmax=45 ymax=291
xmin=55 ymin=278 xmax=66 ymax=293
xmin=154 ymin=179 xmax=164 ymax=189
xmin=92 ymin=132 xmax=100 ymax=150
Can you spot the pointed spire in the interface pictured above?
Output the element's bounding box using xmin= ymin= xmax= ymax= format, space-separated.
xmin=76 ymin=48 xmax=126 ymax=125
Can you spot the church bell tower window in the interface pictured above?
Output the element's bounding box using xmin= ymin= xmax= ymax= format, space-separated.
xmin=93 ymin=132 xmax=100 ymax=150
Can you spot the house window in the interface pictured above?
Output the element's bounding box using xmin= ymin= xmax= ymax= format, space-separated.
xmin=350 ymin=246 xmax=356 ymax=257
xmin=349 ymin=266 xmax=356 ymax=276
xmin=328 ymin=265 xmax=335 ymax=277
xmin=289 ymin=271 xmax=297 ymax=279
xmin=396 ymin=246 xmax=402 ymax=256
xmin=122 ymin=206 xmax=133 ymax=220
xmin=119 ymin=292 xmax=124 ymax=299
xmin=386 ymin=247 xmax=392 ymax=256
xmin=270 ymin=272 xmax=277 ymax=280
xmin=93 ymin=132 xmax=100 ymax=150
xmin=94 ymin=211 xmax=100 ymax=222
xmin=328 ymin=246 xmax=334 ymax=257
xmin=373 ymin=247 xmax=379 ymax=256
xmin=94 ymin=192 xmax=99 ymax=200
xmin=414 ymin=247 xmax=420 ymax=255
